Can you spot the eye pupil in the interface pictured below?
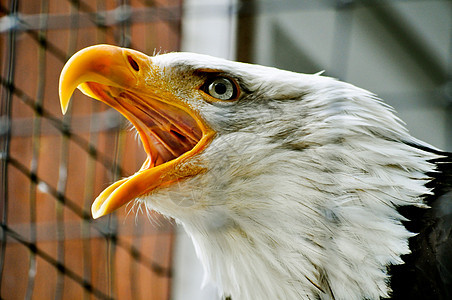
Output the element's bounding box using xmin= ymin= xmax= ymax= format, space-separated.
xmin=214 ymin=83 xmax=227 ymax=95
xmin=206 ymin=77 xmax=236 ymax=100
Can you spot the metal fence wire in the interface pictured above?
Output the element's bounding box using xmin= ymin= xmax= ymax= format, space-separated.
xmin=0 ymin=0 xmax=182 ymax=299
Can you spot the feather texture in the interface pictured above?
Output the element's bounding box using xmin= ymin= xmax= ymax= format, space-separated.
xmin=132 ymin=53 xmax=450 ymax=300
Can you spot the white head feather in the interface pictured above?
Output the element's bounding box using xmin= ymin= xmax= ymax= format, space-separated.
xmin=136 ymin=53 xmax=439 ymax=300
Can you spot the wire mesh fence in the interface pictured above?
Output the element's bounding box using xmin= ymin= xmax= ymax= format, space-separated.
xmin=0 ymin=0 xmax=182 ymax=299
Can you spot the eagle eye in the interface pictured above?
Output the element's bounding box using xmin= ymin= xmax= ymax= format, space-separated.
xmin=203 ymin=77 xmax=238 ymax=101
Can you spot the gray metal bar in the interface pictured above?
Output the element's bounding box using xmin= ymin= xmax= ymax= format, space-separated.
xmin=2 ymin=216 xmax=174 ymax=243
xmin=3 ymin=108 xmax=123 ymax=137
xmin=362 ymin=0 xmax=449 ymax=85
xmin=0 ymin=0 xmax=18 ymax=294
xmin=0 ymin=4 xmax=182 ymax=33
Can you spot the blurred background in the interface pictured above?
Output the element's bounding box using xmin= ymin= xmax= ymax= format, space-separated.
xmin=0 ymin=0 xmax=451 ymax=299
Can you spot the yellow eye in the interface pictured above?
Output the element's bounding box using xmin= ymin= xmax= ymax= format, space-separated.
xmin=203 ymin=77 xmax=238 ymax=101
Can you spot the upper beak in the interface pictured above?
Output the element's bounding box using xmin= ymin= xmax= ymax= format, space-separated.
xmin=59 ymin=44 xmax=145 ymax=114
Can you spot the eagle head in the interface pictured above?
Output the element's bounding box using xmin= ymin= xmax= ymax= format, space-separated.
xmin=59 ymin=45 xmax=440 ymax=300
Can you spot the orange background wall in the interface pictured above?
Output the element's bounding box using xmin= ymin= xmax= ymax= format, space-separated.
xmin=1 ymin=0 xmax=182 ymax=299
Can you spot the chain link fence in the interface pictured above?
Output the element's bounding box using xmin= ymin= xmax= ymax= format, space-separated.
xmin=0 ymin=0 xmax=182 ymax=299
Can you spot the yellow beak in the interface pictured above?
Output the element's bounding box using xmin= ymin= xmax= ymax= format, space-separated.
xmin=59 ymin=44 xmax=213 ymax=219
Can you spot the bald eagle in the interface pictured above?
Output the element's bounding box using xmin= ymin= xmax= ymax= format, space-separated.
xmin=59 ymin=45 xmax=451 ymax=300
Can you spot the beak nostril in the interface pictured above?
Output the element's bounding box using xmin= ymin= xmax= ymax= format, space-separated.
xmin=127 ymin=55 xmax=139 ymax=71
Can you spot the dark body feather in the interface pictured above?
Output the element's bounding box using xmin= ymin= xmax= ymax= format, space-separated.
xmin=389 ymin=146 xmax=452 ymax=299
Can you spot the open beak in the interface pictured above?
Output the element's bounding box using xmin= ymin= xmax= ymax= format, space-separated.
xmin=59 ymin=44 xmax=214 ymax=219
